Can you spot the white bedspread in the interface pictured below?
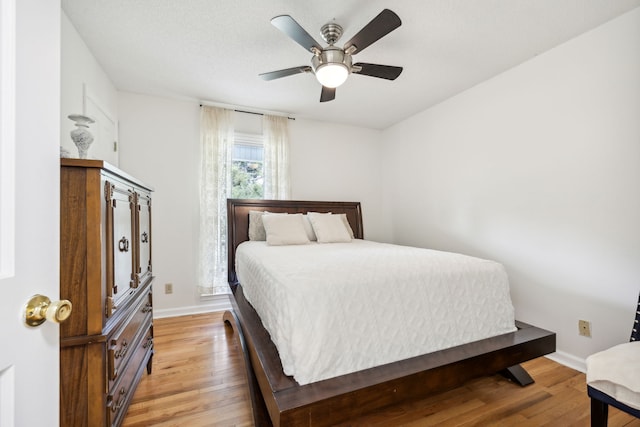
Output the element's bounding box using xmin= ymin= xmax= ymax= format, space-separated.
xmin=236 ymin=240 xmax=516 ymax=385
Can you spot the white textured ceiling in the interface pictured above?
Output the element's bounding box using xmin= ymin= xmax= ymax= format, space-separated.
xmin=61 ymin=0 xmax=640 ymax=130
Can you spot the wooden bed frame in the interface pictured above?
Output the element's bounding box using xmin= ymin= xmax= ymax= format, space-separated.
xmin=223 ymin=199 xmax=556 ymax=426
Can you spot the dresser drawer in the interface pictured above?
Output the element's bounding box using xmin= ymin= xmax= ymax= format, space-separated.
xmin=106 ymin=323 xmax=153 ymax=427
xmin=108 ymin=288 xmax=153 ymax=383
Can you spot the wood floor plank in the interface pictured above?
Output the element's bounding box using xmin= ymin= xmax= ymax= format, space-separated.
xmin=123 ymin=312 xmax=640 ymax=426
xmin=122 ymin=312 xmax=253 ymax=427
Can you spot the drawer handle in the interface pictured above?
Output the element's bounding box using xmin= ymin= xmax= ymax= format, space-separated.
xmin=111 ymin=387 xmax=127 ymax=412
xmin=115 ymin=339 xmax=128 ymax=360
xmin=118 ymin=237 xmax=130 ymax=252
xmin=142 ymin=303 xmax=152 ymax=313
xmin=141 ymin=231 xmax=149 ymax=243
xmin=143 ymin=336 xmax=153 ymax=349
xmin=108 ymin=348 xmax=118 ymax=380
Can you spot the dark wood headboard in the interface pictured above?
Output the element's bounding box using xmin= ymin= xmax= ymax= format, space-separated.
xmin=226 ymin=199 xmax=363 ymax=284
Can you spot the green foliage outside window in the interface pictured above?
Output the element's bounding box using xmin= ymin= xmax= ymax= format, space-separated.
xmin=231 ymin=161 xmax=263 ymax=199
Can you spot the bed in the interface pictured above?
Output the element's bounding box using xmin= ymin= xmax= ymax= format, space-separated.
xmin=223 ymin=199 xmax=556 ymax=426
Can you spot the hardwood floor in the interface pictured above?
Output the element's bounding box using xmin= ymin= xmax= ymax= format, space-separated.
xmin=122 ymin=312 xmax=253 ymax=427
xmin=123 ymin=312 xmax=640 ymax=427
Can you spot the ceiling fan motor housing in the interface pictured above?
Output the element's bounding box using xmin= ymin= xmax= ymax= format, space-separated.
xmin=311 ymin=46 xmax=352 ymax=73
xmin=320 ymin=22 xmax=343 ymax=45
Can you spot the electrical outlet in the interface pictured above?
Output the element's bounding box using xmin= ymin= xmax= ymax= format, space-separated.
xmin=578 ymin=320 xmax=591 ymax=337
xmin=165 ymin=283 xmax=173 ymax=294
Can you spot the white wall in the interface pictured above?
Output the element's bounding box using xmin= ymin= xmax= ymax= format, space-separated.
xmin=61 ymin=12 xmax=119 ymax=164
xmin=117 ymin=93 xmax=387 ymax=314
xmin=382 ymin=8 xmax=640 ymax=370
xmin=289 ymin=119 xmax=389 ymax=242
xmin=117 ymin=93 xmax=205 ymax=316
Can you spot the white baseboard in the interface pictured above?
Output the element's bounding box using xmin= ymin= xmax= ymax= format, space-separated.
xmin=153 ymin=294 xmax=232 ymax=319
xmin=545 ymin=350 xmax=586 ymax=373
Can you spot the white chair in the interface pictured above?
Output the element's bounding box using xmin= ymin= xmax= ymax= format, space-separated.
xmin=586 ymin=293 xmax=640 ymax=426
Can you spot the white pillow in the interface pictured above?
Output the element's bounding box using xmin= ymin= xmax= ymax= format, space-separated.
xmin=248 ymin=211 xmax=287 ymax=241
xmin=248 ymin=211 xmax=267 ymax=241
xmin=587 ymin=341 xmax=640 ymax=410
xmin=338 ymin=213 xmax=355 ymax=239
xmin=302 ymin=215 xmax=317 ymax=241
xmin=307 ymin=212 xmax=352 ymax=243
xmin=262 ymin=214 xmax=310 ymax=246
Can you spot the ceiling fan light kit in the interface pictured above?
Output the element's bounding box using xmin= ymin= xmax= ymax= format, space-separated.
xmin=315 ymin=62 xmax=349 ymax=88
xmin=312 ymin=47 xmax=351 ymax=88
xmin=260 ymin=9 xmax=403 ymax=102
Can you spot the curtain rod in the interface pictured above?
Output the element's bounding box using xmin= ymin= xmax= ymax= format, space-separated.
xmin=199 ymin=104 xmax=295 ymax=120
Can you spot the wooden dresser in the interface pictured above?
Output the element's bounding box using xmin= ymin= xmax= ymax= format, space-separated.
xmin=60 ymin=159 xmax=154 ymax=427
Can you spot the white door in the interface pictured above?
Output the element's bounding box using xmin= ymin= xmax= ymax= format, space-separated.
xmin=0 ymin=0 xmax=61 ymax=426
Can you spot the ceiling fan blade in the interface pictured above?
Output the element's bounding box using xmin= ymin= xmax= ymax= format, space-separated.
xmin=259 ymin=66 xmax=312 ymax=81
xmin=352 ymin=63 xmax=403 ymax=80
xmin=271 ymin=15 xmax=323 ymax=53
xmin=343 ymin=9 xmax=401 ymax=55
xmin=320 ymin=86 xmax=336 ymax=102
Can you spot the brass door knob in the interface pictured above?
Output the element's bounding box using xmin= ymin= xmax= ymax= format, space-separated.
xmin=25 ymin=294 xmax=73 ymax=327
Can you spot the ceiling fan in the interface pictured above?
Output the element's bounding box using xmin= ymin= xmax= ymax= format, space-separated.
xmin=259 ymin=9 xmax=403 ymax=102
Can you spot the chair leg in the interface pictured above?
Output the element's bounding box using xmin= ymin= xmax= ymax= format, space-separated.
xmin=591 ymin=397 xmax=608 ymax=427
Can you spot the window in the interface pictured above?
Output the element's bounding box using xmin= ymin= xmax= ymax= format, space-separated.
xmin=232 ymin=133 xmax=264 ymax=199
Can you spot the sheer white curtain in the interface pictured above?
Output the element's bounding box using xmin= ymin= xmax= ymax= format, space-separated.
xmin=197 ymin=106 xmax=234 ymax=295
xmin=263 ymin=114 xmax=291 ymax=199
